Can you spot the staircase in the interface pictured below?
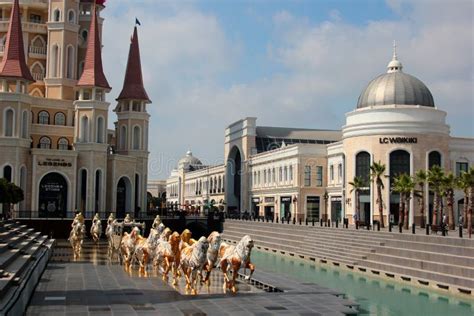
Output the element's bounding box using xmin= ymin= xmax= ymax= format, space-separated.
xmin=0 ymin=220 xmax=54 ymax=316
xmin=222 ymin=219 xmax=474 ymax=297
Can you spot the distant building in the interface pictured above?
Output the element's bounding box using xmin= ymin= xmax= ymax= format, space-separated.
xmin=167 ymin=48 xmax=474 ymax=226
xmin=0 ymin=1 xmax=151 ymax=219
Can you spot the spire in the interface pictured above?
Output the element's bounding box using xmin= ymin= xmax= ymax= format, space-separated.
xmin=387 ymin=40 xmax=403 ymax=73
xmin=0 ymin=0 xmax=34 ymax=82
xmin=116 ymin=26 xmax=150 ymax=102
xmin=77 ymin=4 xmax=111 ymax=89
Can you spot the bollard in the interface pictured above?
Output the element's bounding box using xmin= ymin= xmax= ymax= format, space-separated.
xmin=367 ymin=223 xmax=370 ymax=230
xmin=271 ymin=218 xmax=274 ymax=223
xmin=293 ymin=218 xmax=296 ymax=225
xmin=399 ymin=223 xmax=403 ymax=233
xmin=320 ymin=219 xmax=323 ymax=226
xmin=412 ymin=223 xmax=415 ymax=234
xmin=377 ymin=221 xmax=380 ymax=231
xmin=335 ymin=220 xmax=338 ymax=228
xmin=312 ymin=218 xmax=315 ymax=226
xmin=426 ymin=224 xmax=430 ymax=235
xmin=287 ymin=217 xmax=290 ymax=224
xmin=306 ymin=218 xmax=308 ymax=226
xmin=328 ymin=219 xmax=331 ymax=227
xmin=459 ymin=225 xmax=463 ymax=238
xmin=442 ymin=226 xmax=445 ymax=236
xmin=389 ymin=222 xmax=392 ymax=232
xmin=299 ymin=218 xmax=302 ymax=225
xmin=356 ymin=221 xmax=359 ymax=230
xmin=276 ymin=217 xmax=279 ymax=223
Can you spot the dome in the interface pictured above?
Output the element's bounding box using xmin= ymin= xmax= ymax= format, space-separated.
xmin=178 ymin=150 xmax=202 ymax=171
xmin=357 ymin=47 xmax=434 ymax=109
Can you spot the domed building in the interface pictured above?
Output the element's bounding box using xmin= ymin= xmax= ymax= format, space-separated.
xmin=178 ymin=151 xmax=203 ymax=171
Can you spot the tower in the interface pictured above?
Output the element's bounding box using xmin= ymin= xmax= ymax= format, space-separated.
xmin=115 ymin=25 xmax=151 ymax=218
xmin=0 ymin=0 xmax=34 ymax=211
xmin=73 ymin=3 xmax=111 ymax=214
xmin=44 ymin=0 xmax=81 ymax=100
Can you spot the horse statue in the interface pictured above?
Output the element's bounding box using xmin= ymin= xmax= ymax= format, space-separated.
xmin=180 ymin=229 xmax=196 ymax=250
xmin=106 ymin=218 xmax=117 ymax=259
xmin=180 ymin=236 xmax=209 ymax=295
xmin=154 ymin=231 xmax=181 ymax=285
xmin=134 ymin=226 xmax=162 ymax=274
xmin=201 ymin=231 xmax=222 ymax=285
xmin=219 ymin=235 xmax=255 ymax=293
xmin=90 ymin=213 xmax=102 ymax=244
xmin=120 ymin=226 xmax=141 ymax=270
xmin=124 ymin=213 xmax=133 ymax=224
xmin=68 ymin=215 xmax=86 ymax=259
xmin=152 ymin=215 xmax=161 ymax=229
xmin=160 ymin=227 xmax=172 ymax=241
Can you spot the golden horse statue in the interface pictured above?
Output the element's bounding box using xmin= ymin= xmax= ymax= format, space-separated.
xmin=219 ymin=235 xmax=255 ymax=293
xmin=134 ymin=227 xmax=161 ymax=274
xmin=154 ymin=231 xmax=181 ymax=285
xmin=90 ymin=214 xmax=102 ymax=244
xmin=180 ymin=236 xmax=209 ymax=295
xmin=120 ymin=226 xmax=141 ymax=271
xmin=180 ymin=229 xmax=196 ymax=250
xmin=68 ymin=220 xmax=85 ymax=259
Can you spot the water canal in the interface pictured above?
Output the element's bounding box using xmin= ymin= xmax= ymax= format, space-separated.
xmin=252 ymin=250 xmax=473 ymax=315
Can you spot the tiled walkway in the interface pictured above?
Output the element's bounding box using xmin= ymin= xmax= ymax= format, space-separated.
xmin=26 ymin=241 xmax=358 ymax=315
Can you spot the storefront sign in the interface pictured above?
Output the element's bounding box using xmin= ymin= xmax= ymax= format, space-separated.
xmin=331 ymin=196 xmax=342 ymax=202
xmin=252 ymin=197 xmax=260 ymax=203
xmin=280 ymin=196 xmax=292 ymax=203
xmin=379 ymin=137 xmax=417 ymax=144
xmin=306 ymin=196 xmax=320 ymax=203
xmin=38 ymin=158 xmax=72 ymax=167
xmin=264 ymin=197 xmax=275 ymax=203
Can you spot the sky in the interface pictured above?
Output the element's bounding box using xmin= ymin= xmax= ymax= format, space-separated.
xmin=100 ymin=0 xmax=474 ymax=180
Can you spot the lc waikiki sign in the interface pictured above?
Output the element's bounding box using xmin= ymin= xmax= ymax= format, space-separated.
xmin=379 ymin=137 xmax=418 ymax=144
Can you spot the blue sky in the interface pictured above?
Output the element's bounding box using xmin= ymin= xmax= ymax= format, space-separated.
xmin=101 ymin=0 xmax=473 ymax=179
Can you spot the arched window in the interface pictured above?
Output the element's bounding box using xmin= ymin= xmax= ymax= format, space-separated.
xmin=389 ymin=150 xmax=410 ymax=225
xmin=53 ymin=9 xmax=61 ymax=22
xmin=66 ymin=46 xmax=75 ymax=79
xmin=50 ymin=45 xmax=59 ymax=77
xmin=96 ymin=116 xmax=104 ymax=143
xmin=428 ymin=151 xmax=442 ymax=169
xmin=3 ymin=165 xmax=12 ymax=182
xmin=120 ymin=125 xmax=127 ymax=149
xmin=68 ymin=10 xmax=75 ymax=23
xmin=21 ymin=111 xmax=28 ymax=138
xmin=38 ymin=111 xmax=50 ymax=124
xmin=31 ymin=35 xmax=45 ymax=48
xmin=80 ymin=116 xmax=89 ymax=142
xmin=133 ymin=126 xmax=140 ymax=150
xmin=355 ymin=152 xmax=370 ymax=184
xmin=4 ymin=108 xmax=14 ymax=136
xmin=54 ymin=112 xmax=66 ymax=126
xmin=39 ymin=136 xmax=51 ymax=149
xmin=31 ymin=62 xmax=45 ymax=81
xmin=58 ymin=137 xmax=69 ymax=150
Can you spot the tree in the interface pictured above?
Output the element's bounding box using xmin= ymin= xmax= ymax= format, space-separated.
xmin=0 ymin=178 xmax=24 ymax=219
xmin=457 ymin=168 xmax=474 ymax=238
xmin=457 ymin=170 xmax=472 ymax=229
xmin=415 ymin=170 xmax=428 ymax=228
xmin=370 ymin=161 xmax=386 ymax=228
xmin=442 ymin=173 xmax=456 ymax=230
xmin=349 ymin=176 xmax=366 ymax=224
xmin=428 ymin=166 xmax=444 ymax=228
xmin=392 ymin=174 xmax=414 ymax=229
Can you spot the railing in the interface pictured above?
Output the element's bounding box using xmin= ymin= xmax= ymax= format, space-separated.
xmin=29 ymin=45 xmax=46 ymax=55
xmin=32 ymin=72 xmax=44 ymax=81
xmin=0 ymin=20 xmax=47 ymax=34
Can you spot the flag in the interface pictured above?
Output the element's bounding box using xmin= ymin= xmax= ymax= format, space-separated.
xmin=135 ymin=18 xmax=141 ymax=26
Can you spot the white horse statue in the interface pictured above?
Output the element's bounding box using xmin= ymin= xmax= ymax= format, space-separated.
xmin=180 ymin=236 xmax=209 ymax=295
xmin=90 ymin=214 xmax=102 ymax=244
xmin=219 ymin=235 xmax=255 ymax=293
xmin=134 ymin=225 xmax=163 ymax=274
xmin=120 ymin=226 xmax=141 ymax=271
xmin=201 ymin=231 xmax=222 ymax=285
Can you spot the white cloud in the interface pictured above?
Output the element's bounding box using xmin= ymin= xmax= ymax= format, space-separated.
xmin=100 ymin=0 xmax=473 ymax=179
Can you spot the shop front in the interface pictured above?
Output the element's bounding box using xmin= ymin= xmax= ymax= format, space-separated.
xmin=280 ymin=196 xmax=292 ymax=220
xmin=251 ymin=197 xmax=260 ymax=218
xmin=306 ymin=196 xmax=320 ymax=221
xmin=264 ymin=197 xmax=275 ymax=220
xmin=330 ymin=196 xmax=342 ymax=222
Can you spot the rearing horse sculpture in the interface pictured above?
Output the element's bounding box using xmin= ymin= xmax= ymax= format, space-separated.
xmin=201 ymin=231 xmax=222 ymax=285
xmin=180 ymin=236 xmax=209 ymax=295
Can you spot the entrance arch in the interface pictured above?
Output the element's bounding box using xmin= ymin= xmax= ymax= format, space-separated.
xmin=226 ymin=146 xmax=242 ymax=215
xmin=116 ymin=176 xmax=132 ymax=218
xmin=389 ymin=150 xmax=410 ymax=225
xmin=38 ymin=172 xmax=68 ymax=218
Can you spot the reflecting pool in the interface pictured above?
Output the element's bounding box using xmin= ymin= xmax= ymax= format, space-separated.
xmin=252 ymin=250 xmax=473 ymax=316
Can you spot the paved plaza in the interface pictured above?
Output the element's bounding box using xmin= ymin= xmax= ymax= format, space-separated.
xmin=25 ymin=241 xmax=358 ymax=316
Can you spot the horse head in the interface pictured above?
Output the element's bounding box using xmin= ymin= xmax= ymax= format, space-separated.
xmin=207 ymin=231 xmax=222 ymax=251
xmin=196 ymin=236 xmax=209 ymax=254
xmin=157 ymin=223 xmax=165 ymax=235
xmin=236 ymin=235 xmax=254 ymax=261
xmin=180 ymin=229 xmax=192 ymax=244
xmin=130 ymin=226 xmax=140 ymax=240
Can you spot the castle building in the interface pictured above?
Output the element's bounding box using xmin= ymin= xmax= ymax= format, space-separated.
xmin=0 ymin=0 xmax=151 ymax=219
xmin=163 ymin=47 xmax=473 ymax=226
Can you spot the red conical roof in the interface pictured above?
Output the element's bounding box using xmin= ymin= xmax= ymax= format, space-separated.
xmin=0 ymin=0 xmax=34 ymax=82
xmin=117 ymin=27 xmax=150 ymax=102
xmin=77 ymin=4 xmax=110 ymax=89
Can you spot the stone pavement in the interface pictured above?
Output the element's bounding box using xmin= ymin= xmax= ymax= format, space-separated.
xmin=25 ymin=240 xmax=358 ymax=315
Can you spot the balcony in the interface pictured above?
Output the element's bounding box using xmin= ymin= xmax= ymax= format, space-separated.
xmin=0 ymin=20 xmax=47 ymax=34
xmin=32 ymin=72 xmax=44 ymax=81
xmin=29 ymin=45 xmax=46 ymax=58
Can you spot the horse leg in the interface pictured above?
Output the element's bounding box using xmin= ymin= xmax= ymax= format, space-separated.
xmin=163 ymin=257 xmax=170 ymax=281
xmin=245 ymin=262 xmax=255 ymax=281
xmin=191 ymin=269 xmax=198 ymax=295
xmin=231 ymin=264 xmax=239 ymax=293
xmin=172 ymin=260 xmax=179 ymax=286
xmin=220 ymin=261 xmax=229 ymax=293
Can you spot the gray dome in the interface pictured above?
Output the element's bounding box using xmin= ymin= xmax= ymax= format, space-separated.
xmin=178 ymin=150 xmax=202 ymax=171
xmin=357 ymin=51 xmax=434 ymax=109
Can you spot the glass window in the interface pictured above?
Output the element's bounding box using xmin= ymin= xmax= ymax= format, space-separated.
xmin=279 ymin=167 xmax=283 ymax=182
xmin=304 ymin=166 xmax=311 ymax=186
xmin=389 ymin=150 xmax=410 ymax=187
xmin=306 ymin=196 xmax=320 ymax=220
xmin=4 ymin=109 xmax=14 ymax=136
xmin=38 ymin=111 xmax=49 ymax=124
xmin=30 ymin=14 xmax=41 ymax=23
xmin=330 ymin=165 xmax=334 ymax=181
xmin=316 ymin=166 xmax=323 ymax=186
xmin=456 ymin=162 xmax=469 ymax=176
xmin=54 ymin=112 xmax=66 ymax=126
xmin=39 ymin=136 xmax=51 ymax=149
xmin=338 ymin=163 xmax=342 ymax=179
xmin=263 ymin=170 xmax=267 ymax=184
xmin=289 ymin=165 xmax=293 ymax=181
xmin=428 ymin=151 xmax=441 ymax=169
xmin=356 ymin=152 xmax=370 ymax=184
xmin=58 ymin=137 xmax=69 ymax=150
xmin=284 ymin=166 xmax=288 ymax=181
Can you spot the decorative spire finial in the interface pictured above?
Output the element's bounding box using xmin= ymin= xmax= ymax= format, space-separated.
xmin=387 ymin=40 xmax=402 ymax=73
xmin=392 ymin=40 xmax=397 ymax=60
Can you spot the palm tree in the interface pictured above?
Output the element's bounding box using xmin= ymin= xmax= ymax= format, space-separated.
xmin=428 ymin=165 xmax=445 ymax=228
xmin=349 ymin=176 xmax=365 ymax=224
xmin=442 ymin=173 xmax=456 ymax=230
xmin=0 ymin=178 xmax=24 ymax=219
xmin=457 ymin=171 xmax=471 ymax=229
xmin=415 ymin=170 xmax=428 ymax=228
xmin=457 ymin=168 xmax=474 ymax=238
xmin=370 ymin=161 xmax=386 ymax=228
xmin=392 ymin=174 xmax=414 ymax=229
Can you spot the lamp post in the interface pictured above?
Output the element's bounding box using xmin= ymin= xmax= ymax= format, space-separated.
xmin=323 ymin=192 xmax=329 ymax=222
